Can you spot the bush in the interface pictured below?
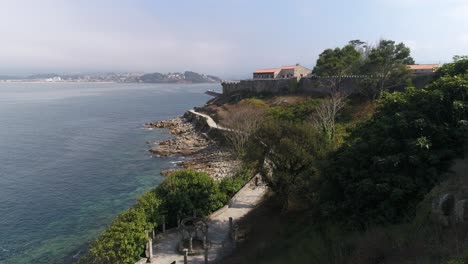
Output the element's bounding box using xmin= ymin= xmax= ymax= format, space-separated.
xmin=156 ymin=170 xmax=226 ymax=226
xmin=320 ymin=73 xmax=468 ymax=228
xmin=83 ymin=208 xmax=153 ymax=264
xmin=267 ymin=99 xmax=320 ymax=123
xmin=219 ymin=165 xmax=253 ymax=197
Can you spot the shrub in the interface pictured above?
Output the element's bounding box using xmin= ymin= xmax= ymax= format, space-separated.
xmin=156 ymin=170 xmax=226 ymax=226
xmin=83 ymin=208 xmax=153 ymax=264
xmin=219 ymin=165 xmax=253 ymax=197
xmin=320 ymin=73 xmax=468 ymax=228
xmin=267 ymin=99 xmax=320 ymax=123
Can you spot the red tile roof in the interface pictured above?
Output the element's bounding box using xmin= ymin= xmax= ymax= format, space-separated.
xmin=254 ymin=68 xmax=279 ymax=73
xmin=254 ymin=65 xmax=299 ymax=73
xmin=408 ymin=64 xmax=440 ymax=70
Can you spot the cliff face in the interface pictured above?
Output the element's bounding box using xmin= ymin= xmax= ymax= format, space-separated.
xmin=138 ymin=71 xmax=221 ymax=84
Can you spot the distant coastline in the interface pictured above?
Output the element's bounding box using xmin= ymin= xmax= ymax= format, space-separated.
xmin=0 ymin=71 xmax=221 ymax=84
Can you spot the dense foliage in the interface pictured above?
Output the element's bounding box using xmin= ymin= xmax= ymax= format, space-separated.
xmin=80 ymin=169 xmax=240 ymax=264
xmin=245 ymin=121 xmax=330 ymax=209
xmin=267 ymin=99 xmax=320 ymax=122
xmin=156 ymin=170 xmax=226 ymax=226
xmin=313 ymin=39 xmax=415 ymax=99
xmin=320 ymin=65 xmax=468 ymax=228
xmin=84 ymin=208 xmax=153 ymax=264
xmin=434 ymin=55 xmax=468 ymax=80
xmin=313 ymin=44 xmax=361 ymax=77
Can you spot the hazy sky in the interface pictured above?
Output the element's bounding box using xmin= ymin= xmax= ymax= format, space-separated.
xmin=0 ymin=0 xmax=467 ymax=78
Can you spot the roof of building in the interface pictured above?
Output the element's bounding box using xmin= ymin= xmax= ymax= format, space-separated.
xmin=408 ymin=64 xmax=440 ymax=70
xmin=254 ymin=68 xmax=279 ymax=73
xmin=254 ymin=65 xmax=301 ymax=73
xmin=280 ymin=65 xmax=296 ymax=70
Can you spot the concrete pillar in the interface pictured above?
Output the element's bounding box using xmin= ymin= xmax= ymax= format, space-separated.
xmin=203 ymin=235 xmax=207 ymax=249
xmin=177 ymin=214 xmax=180 ymax=228
xmin=204 ymin=248 xmax=209 ymax=264
xmin=193 ymin=210 xmax=196 ymax=217
xmin=234 ymin=227 xmax=238 ymax=241
xmin=183 ymin=249 xmax=188 ymax=264
xmin=189 ymin=236 xmax=193 ymax=252
xmin=229 ymin=217 xmax=233 ymax=240
xmin=145 ymin=238 xmax=153 ymax=259
xmin=162 ymin=215 xmax=166 ymax=233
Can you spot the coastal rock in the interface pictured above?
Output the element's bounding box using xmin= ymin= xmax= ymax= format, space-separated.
xmin=147 ymin=116 xmax=237 ymax=180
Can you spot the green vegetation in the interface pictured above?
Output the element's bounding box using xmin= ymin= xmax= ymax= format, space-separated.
xmin=85 ymin=208 xmax=153 ymax=264
xmin=320 ymin=74 xmax=468 ymax=228
xmin=81 ymin=54 xmax=468 ymax=264
xmin=245 ymin=121 xmax=330 ymax=210
xmin=219 ymin=165 xmax=253 ymax=198
xmin=79 ymin=169 xmax=249 ymax=264
xmin=221 ymin=56 xmax=468 ymax=263
xmin=156 ymin=170 xmax=226 ymax=226
xmin=313 ymin=39 xmax=415 ymax=99
xmin=267 ymin=99 xmax=320 ymax=122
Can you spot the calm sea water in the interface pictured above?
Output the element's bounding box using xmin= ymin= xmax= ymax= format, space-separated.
xmin=0 ymin=82 xmax=218 ymax=263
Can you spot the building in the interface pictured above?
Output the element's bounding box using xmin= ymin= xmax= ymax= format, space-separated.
xmin=253 ymin=64 xmax=312 ymax=80
xmin=407 ymin=64 xmax=440 ymax=75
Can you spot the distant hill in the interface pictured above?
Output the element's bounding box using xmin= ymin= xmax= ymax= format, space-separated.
xmin=0 ymin=71 xmax=221 ymax=83
xmin=138 ymin=71 xmax=221 ymax=84
xmin=0 ymin=75 xmax=20 ymax=80
xmin=27 ymin=73 xmax=60 ymax=79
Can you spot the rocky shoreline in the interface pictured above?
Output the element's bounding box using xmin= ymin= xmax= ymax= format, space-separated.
xmin=145 ymin=116 xmax=239 ymax=180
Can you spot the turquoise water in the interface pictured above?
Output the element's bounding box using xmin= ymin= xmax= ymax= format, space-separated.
xmin=0 ymin=82 xmax=218 ymax=263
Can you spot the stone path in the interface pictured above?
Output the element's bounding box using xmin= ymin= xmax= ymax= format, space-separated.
xmin=150 ymin=177 xmax=268 ymax=264
xmin=187 ymin=110 xmax=229 ymax=131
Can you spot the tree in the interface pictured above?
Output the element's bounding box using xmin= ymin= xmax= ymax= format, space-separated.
xmin=433 ymin=55 xmax=468 ymax=80
xmin=313 ymin=43 xmax=362 ymax=91
xmin=359 ymin=39 xmax=414 ymax=99
xmin=245 ymin=121 xmax=330 ymax=210
xmin=313 ymin=90 xmax=348 ymax=142
xmin=156 ymin=170 xmax=226 ymax=225
xmin=222 ymin=100 xmax=266 ymax=157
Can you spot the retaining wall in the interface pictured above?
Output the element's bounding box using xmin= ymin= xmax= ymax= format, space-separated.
xmin=222 ymin=75 xmax=432 ymax=97
xmin=183 ymin=110 xmax=227 ymax=141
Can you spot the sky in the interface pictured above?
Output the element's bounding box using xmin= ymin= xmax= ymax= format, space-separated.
xmin=0 ymin=0 xmax=467 ymax=79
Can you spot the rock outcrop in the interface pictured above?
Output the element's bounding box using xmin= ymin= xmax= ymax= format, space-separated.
xmin=145 ymin=116 xmax=238 ymax=180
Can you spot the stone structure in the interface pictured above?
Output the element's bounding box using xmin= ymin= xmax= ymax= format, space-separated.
xmin=222 ymin=75 xmax=433 ymax=97
xmin=178 ymin=217 xmax=210 ymax=256
xmin=222 ymin=78 xmax=298 ymax=96
xmin=222 ymin=76 xmax=361 ymax=96
xmin=431 ymin=193 xmax=468 ymax=226
xmin=253 ymin=64 xmax=312 ymax=80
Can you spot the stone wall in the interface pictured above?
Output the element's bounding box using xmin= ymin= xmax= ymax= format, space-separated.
xmin=222 ymin=75 xmax=431 ymax=97
xmin=183 ymin=110 xmax=227 ymax=141
xmin=299 ymin=77 xmax=361 ymax=95
xmin=222 ymin=78 xmax=298 ymax=96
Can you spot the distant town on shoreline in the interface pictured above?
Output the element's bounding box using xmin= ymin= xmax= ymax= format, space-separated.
xmin=0 ymin=71 xmax=222 ymax=84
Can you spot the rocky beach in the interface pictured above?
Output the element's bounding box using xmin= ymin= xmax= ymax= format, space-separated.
xmin=145 ymin=116 xmax=239 ymax=180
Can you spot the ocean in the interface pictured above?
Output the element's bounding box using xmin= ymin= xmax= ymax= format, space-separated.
xmin=0 ymin=82 xmax=218 ymax=263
